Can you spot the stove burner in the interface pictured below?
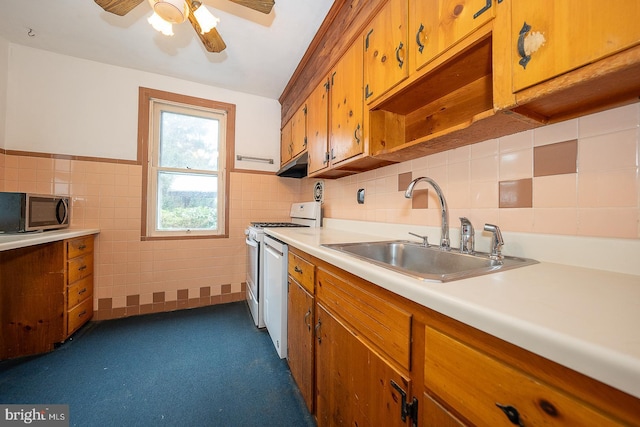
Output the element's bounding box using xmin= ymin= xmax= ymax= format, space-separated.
xmin=250 ymin=222 xmax=309 ymax=228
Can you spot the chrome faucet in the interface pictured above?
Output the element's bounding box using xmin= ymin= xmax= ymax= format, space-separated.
xmin=484 ymin=223 xmax=504 ymax=262
xmin=459 ymin=217 xmax=475 ymax=254
xmin=405 ymin=177 xmax=450 ymax=250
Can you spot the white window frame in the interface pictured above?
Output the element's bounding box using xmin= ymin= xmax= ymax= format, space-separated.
xmin=139 ymin=87 xmax=235 ymax=240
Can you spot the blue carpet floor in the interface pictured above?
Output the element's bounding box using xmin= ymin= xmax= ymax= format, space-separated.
xmin=0 ymin=302 xmax=316 ymax=427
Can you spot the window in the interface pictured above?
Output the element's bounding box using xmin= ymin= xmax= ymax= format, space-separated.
xmin=139 ymin=88 xmax=235 ymax=239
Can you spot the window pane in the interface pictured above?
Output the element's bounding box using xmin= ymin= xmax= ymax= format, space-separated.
xmin=159 ymin=111 xmax=219 ymax=171
xmin=156 ymin=171 xmax=218 ymax=231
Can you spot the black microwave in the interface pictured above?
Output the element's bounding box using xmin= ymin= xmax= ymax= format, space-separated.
xmin=0 ymin=192 xmax=70 ymax=233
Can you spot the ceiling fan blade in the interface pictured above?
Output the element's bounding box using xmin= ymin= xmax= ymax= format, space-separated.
xmin=94 ymin=0 xmax=144 ymax=16
xmin=228 ymin=0 xmax=275 ymax=14
xmin=187 ymin=3 xmax=227 ymax=52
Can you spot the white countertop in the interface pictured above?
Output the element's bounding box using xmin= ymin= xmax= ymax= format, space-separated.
xmin=0 ymin=228 xmax=100 ymax=251
xmin=265 ymin=220 xmax=640 ymax=399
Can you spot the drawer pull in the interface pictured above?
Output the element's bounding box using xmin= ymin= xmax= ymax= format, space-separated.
xmin=294 ymin=266 xmax=303 ymax=274
xmin=78 ymin=265 xmax=87 ymax=271
xmin=78 ymin=244 xmax=87 ymax=250
xmin=78 ymin=288 xmax=87 ymax=295
xmin=78 ymin=310 xmax=87 ymax=318
xmin=315 ymin=319 xmax=322 ymax=344
xmin=415 ymin=23 xmax=425 ymax=53
xmin=495 ymin=403 xmax=524 ymax=427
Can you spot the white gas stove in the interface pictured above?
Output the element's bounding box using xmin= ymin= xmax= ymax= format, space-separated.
xmin=244 ymin=202 xmax=321 ymax=329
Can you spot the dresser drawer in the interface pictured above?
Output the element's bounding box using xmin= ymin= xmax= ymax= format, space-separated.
xmin=425 ymin=326 xmax=621 ymax=426
xmin=316 ymin=267 xmax=412 ymax=370
xmin=288 ymin=251 xmax=314 ymax=293
xmin=68 ymin=254 xmax=93 ymax=284
xmin=67 ymin=297 xmax=93 ymax=336
xmin=67 ymin=237 xmax=94 ymax=259
xmin=68 ymin=275 xmax=92 ymax=308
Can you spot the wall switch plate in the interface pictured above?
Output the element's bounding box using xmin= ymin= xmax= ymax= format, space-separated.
xmin=357 ymin=188 xmax=365 ymax=204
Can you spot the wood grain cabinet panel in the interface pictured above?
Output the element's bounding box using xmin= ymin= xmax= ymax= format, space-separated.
xmin=425 ymin=326 xmax=629 ymax=426
xmin=316 ymin=267 xmax=412 ymax=370
xmin=65 ymin=236 xmax=94 ymax=337
xmin=411 ymin=0 xmax=495 ymax=72
xmin=329 ymin=39 xmax=365 ymax=166
xmin=363 ymin=0 xmax=408 ymax=104
xmin=315 ymin=303 xmax=412 ymax=427
xmin=287 ymin=278 xmax=315 ymax=413
xmin=0 ymin=242 xmax=65 ymax=359
xmin=306 ymin=77 xmax=330 ymax=176
xmin=511 ymin=0 xmax=640 ymax=93
xmin=288 ymin=250 xmax=315 ymax=294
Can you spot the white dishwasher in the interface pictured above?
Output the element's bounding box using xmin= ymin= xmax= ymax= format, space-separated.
xmin=263 ymin=234 xmax=288 ymax=359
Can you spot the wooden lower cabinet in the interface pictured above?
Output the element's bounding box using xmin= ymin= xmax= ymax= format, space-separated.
xmin=287 ymin=277 xmax=315 ymax=412
xmin=65 ymin=236 xmax=94 ymax=337
xmin=315 ymin=303 xmax=412 ymax=427
xmin=0 ymin=235 xmax=95 ymax=360
xmin=286 ymin=246 xmax=640 ymax=427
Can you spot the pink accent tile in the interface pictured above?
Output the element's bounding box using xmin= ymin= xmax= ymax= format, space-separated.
xmin=499 ymin=179 xmax=532 ymax=208
xmin=533 ymin=140 xmax=577 ymax=177
xmin=534 ymin=175 xmax=577 ymax=208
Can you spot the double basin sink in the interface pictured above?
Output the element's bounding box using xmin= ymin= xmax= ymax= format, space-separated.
xmin=322 ymin=240 xmax=538 ymax=282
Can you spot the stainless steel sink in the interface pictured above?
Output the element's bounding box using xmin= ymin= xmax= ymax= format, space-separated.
xmin=321 ymin=240 xmax=538 ymax=282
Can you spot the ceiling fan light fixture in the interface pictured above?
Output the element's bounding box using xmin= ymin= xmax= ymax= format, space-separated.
xmin=148 ymin=0 xmax=189 ymax=24
xmin=192 ymin=2 xmax=220 ymax=34
xmin=148 ymin=12 xmax=174 ymax=36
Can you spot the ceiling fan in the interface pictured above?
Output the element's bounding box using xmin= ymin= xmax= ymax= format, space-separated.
xmin=94 ymin=0 xmax=275 ymax=53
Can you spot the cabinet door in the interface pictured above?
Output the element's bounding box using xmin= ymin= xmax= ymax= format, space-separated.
xmin=424 ymin=326 xmax=622 ymax=426
xmin=280 ymin=119 xmax=293 ymax=165
xmin=512 ymin=0 xmax=640 ymax=92
xmin=291 ymin=102 xmax=307 ymax=159
xmin=307 ymin=78 xmax=330 ymax=175
xmin=287 ymin=278 xmax=315 ymax=412
xmin=315 ymin=304 xmax=413 ymax=427
xmin=330 ymin=39 xmax=364 ymax=166
xmin=363 ymin=0 xmax=408 ymax=103
xmin=411 ymin=0 xmax=495 ymax=72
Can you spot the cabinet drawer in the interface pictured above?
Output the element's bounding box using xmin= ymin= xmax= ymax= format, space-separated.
xmin=316 ymin=268 xmax=412 ymax=370
xmin=67 ymin=297 xmax=93 ymax=335
xmin=68 ymin=275 xmax=92 ymax=308
xmin=67 ymin=237 xmax=94 ymax=259
xmin=68 ymin=254 xmax=93 ymax=284
xmin=288 ymin=251 xmax=314 ymax=293
xmin=425 ymin=326 xmax=621 ymax=426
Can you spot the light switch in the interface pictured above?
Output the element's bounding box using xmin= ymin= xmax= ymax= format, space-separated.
xmin=357 ymin=188 xmax=365 ymax=204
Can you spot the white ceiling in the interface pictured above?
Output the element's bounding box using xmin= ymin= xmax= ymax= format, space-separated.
xmin=0 ymin=0 xmax=334 ymax=100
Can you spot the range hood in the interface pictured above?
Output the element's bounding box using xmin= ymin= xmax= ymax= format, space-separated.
xmin=276 ymin=152 xmax=308 ymax=178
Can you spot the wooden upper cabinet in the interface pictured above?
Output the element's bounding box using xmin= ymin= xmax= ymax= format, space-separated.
xmin=280 ymin=119 xmax=293 ymax=166
xmin=307 ymin=78 xmax=330 ymax=176
xmin=411 ymin=0 xmax=495 ymax=72
xmin=512 ymin=0 xmax=640 ymax=92
xmin=363 ymin=0 xmax=408 ymax=104
xmin=330 ymin=39 xmax=364 ymax=166
xmin=291 ymin=102 xmax=307 ymax=159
